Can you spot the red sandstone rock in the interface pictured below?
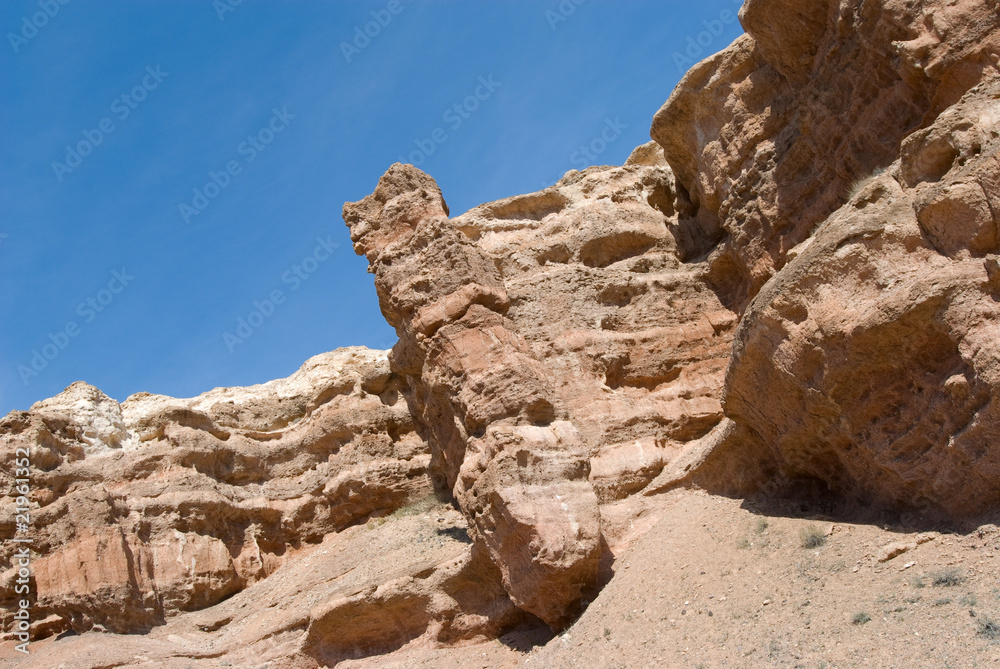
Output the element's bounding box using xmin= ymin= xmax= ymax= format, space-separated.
xmin=4 ymin=0 xmax=1000 ymax=664
xmin=0 ymin=348 xmax=435 ymax=637
xmin=716 ymin=79 xmax=1000 ymax=517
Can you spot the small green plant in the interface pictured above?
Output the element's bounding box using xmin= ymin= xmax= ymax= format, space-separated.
xmin=800 ymin=525 xmax=826 ymax=549
xmin=391 ymin=493 xmax=440 ymax=519
xmin=755 ymin=518 xmax=769 ymax=533
xmin=978 ymin=616 xmax=1000 ymax=640
xmin=909 ymin=575 xmax=926 ymax=588
xmin=366 ymin=494 xmax=440 ymax=529
xmin=960 ymin=592 xmax=978 ymax=607
xmin=931 ymin=568 xmax=964 ymax=587
xmin=736 ymin=537 xmax=751 ymax=549
xmin=933 ymin=598 xmax=952 ymax=607
xmin=852 ymin=611 xmax=872 ymax=625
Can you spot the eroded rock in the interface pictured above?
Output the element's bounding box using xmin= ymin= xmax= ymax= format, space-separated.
xmin=5 ymin=0 xmax=1000 ymax=664
xmin=652 ymin=0 xmax=1000 ymax=307
xmin=0 ymin=348 xmax=435 ymax=637
xmin=344 ymin=152 xmax=739 ymax=625
xmin=719 ymin=80 xmax=1000 ymax=517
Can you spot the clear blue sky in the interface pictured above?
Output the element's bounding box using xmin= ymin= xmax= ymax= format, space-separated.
xmin=0 ymin=0 xmax=744 ymax=415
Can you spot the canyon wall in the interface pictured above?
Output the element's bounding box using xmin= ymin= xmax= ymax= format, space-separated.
xmin=2 ymin=0 xmax=998 ymax=663
xmin=1 ymin=349 xmax=435 ymax=636
xmin=342 ymin=0 xmax=1000 ymax=629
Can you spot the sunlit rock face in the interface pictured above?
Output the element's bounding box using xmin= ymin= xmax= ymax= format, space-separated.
xmin=649 ymin=0 xmax=1000 ymax=518
xmin=3 ymin=0 xmax=1000 ymax=663
xmin=344 ymin=156 xmax=737 ymax=625
xmin=0 ymin=348 xmax=435 ymax=635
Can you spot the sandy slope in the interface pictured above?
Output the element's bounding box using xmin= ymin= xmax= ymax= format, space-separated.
xmin=9 ymin=487 xmax=997 ymax=668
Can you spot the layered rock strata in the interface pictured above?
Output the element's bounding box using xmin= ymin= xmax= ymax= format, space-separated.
xmin=344 ymin=159 xmax=738 ymax=626
xmin=0 ymin=348 xmax=435 ymax=637
xmin=648 ymin=0 xmax=1000 ymax=519
xmin=2 ymin=0 xmax=999 ymax=662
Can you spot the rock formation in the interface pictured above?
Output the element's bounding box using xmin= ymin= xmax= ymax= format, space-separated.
xmin=653 ymin=0 xmax=1000 ymax=307
xmin=3 ymin=0 xmax=1000 ymax=665
xmin=649 ymin=0 xmax=1000 ymax=520
xmin=0 ymin=348 xmax=436 ymax=637
xmin=342 ymin=157 xmax=739 ymax=626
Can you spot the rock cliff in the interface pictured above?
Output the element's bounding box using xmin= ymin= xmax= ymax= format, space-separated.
xmin=342 ymin=157 xmax=738 ymax=628
xmin=653 ymin=0 xmax=1000 ymax=520
xmin=1 ymin=349 xmax=436 ymax=636
xmin=2 ymin=0 xmax=999 ymax=665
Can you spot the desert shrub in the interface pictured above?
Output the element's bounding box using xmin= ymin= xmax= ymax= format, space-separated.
xmin=800 ymin=525 xmax=826 ymax=549
xmin=931 ymin=568 xmax=964 ymax=587
xmin=977 ymin=616 xmax=1000 ymax=640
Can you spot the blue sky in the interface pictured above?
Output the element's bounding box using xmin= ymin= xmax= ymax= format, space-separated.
xmin=0 ymin=0 xmax=744 ymax=415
